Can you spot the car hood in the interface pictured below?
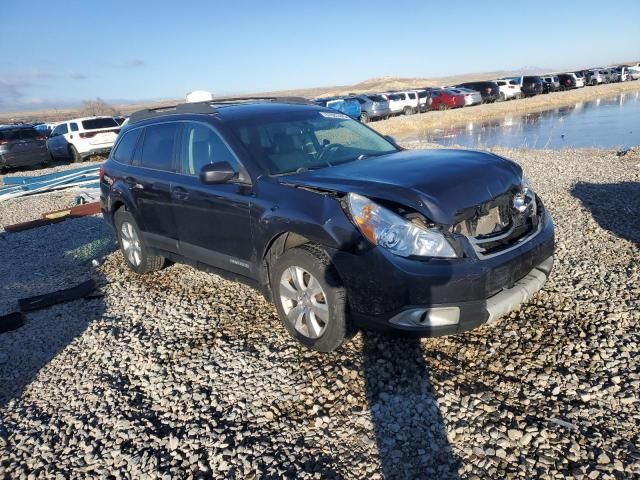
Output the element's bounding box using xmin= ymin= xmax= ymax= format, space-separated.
xmin=279 ymin=149 xmax=523 ymax=224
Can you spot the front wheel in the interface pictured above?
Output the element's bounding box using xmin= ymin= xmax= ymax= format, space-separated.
xmin=271 ymin=244 xmax=352 ymax=352
xmin=359 ymin=112 xmax=369 ymax=124
xmin=403 ymin=106 xmax=412 ymax=116
xmin=438 ymin=103 xmax=449 ymax=111
xmin=114 ymin=208 xmax=166 ymax=274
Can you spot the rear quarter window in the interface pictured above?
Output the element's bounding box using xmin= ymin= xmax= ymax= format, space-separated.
xmin=112 ymin=129 xmax=140 ymax=164
xmin=82 ymin=118 xmax=119 ymax=130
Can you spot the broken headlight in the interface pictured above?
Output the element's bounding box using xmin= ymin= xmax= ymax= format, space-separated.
xmin=346 ymin=193 xmax=457 ymax=258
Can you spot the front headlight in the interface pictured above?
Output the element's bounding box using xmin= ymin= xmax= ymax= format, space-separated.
xmin=346 ymin=193 xmax=457 ymax=258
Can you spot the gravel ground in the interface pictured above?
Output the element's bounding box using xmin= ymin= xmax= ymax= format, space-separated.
xmin=0 ymin=147 xmax=638 ymax=479
xmin=0 ymin=160 xmax=103 ymax=230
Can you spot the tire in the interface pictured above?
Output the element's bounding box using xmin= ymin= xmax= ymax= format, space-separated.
xmin=271 ymin=243 xmax=352 ymax=352
xmin=499 ymin=92 xmax=506 ymax=102
xmin=114 ymin=208 xmax=166 ymax=274
xmin=438 ymin=103 xmax=448 ymax=111
xmin=403 ymin=106 xmax=412 ymax=116
xmin=69 ymin=145 xmax=82 ymax=163
xmin=359 ymin=112 xmax=369 ymax=124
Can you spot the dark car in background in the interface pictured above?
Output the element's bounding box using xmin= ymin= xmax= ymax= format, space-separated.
xmin=100 ymin=98 xmax=554 ymax=352
xmin=541 ymin=76 xmax=560 ymax=93
xmin=557 ymin=73 xmax=577 ymax=90
xmin=510 ymin=76 xmax=544 ymax=97
xmin=0 ymin=125 xmax=50 ymax=171
xmin=455 ymin=81 xmax=500 ymax=103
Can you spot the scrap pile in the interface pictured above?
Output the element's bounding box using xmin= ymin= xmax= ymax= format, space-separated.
xmin=1 ymin=165 xmax=102 ymax=232
xmin=0 ymin=165 xmax=100 ymax=201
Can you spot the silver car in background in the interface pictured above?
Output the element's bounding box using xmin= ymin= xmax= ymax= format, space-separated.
xmin=349 ymin=94 xmax=391 ymax=123
xmin=0 ymin=125 xmax=50 ymax=172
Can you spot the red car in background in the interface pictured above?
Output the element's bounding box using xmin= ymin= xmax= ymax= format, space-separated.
xmin=429 ymin=89 xmax=465 ymax=110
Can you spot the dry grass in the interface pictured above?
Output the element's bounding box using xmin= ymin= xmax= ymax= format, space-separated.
xmin=369 ymin=80 xmax=640 ymax=138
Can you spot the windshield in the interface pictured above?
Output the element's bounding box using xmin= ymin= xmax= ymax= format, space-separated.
xmin=228 ymin=110 xmax=398 ymax=175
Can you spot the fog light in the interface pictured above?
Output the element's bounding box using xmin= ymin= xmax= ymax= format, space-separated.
xmin=390 ymin=307 xmax=460 ymax=328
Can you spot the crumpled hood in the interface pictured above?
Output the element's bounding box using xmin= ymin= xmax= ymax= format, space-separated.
xmin=280 ymin=149 xmax=523 ymax=224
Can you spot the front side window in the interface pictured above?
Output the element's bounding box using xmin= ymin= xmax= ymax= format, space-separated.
xmin=180 ymin=123 xmax=243 ymax=179
xmin=112 ymin=129 xmax=140 ymax=164
xmin=139 ymin=123 xmax=178 ymax=171
xmin=408 ymin=93 xmax=416 ymax=100
xmin=229 ymin=110 xmax=397 ymax=175
xmin=70 ymin=123 xmax=79 ymax=132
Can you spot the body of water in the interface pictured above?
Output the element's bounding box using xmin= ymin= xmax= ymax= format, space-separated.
xmin=400 ymin=91 xmax=640 ymax=149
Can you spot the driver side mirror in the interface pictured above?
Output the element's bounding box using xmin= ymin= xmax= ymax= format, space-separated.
xmin=199 ymin=162 xmax=237 ymax=184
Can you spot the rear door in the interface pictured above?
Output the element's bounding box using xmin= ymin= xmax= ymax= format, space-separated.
xmin=128 ymin=122 xmax=181 ymax=253
xmin=17 ymin=128 xmax=47 ymax=166
xmin=171 ymin=121 xmax=254 ymax=277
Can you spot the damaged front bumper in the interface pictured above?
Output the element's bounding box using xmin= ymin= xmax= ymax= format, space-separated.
xmin=328 ymin=208 xmax=555 ymax=336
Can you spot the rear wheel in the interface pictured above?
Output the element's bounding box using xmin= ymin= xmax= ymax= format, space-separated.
xmin=359 ymin=112 xmax=369 ymax=124
xmin=438 ymin=103 xmax=449 ymax=111
xmin=403 ymin=106 xmax=412 ymax=116
xmin=69 ymin=145 xmax=82 ymax=163
xmin=271 ymin=243 xmax=352 ymax=352
xmin=114 ymin=208 xmax=166 ymax=274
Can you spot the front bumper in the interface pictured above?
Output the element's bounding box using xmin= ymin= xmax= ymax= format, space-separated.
xmin=329 ymin=210 xmax=555 ymax=336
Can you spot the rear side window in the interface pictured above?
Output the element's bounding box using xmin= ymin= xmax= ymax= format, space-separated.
xmin=408 ymin=93 xmax=416 ymax=99
xmin=112 ymin=129 xmax=140 ymax=164
xmin=82 ymin=118 xmax=118 ymax=130
xmin=70 ymin=123 xmax=79 ymax=132
xmin=139 ymin=123 xmax=179 ymax=171
xmin=180 ymin=123 xmax=240 ymax=176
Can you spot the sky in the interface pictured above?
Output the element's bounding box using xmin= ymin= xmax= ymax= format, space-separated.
xmin=1 ymin=0 xmax=639 ymax=112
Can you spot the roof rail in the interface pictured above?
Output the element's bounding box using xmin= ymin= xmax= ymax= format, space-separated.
xmin=129 ymin=102 xmax=217 ymax=124
xmin=129 ymin=96 xmax=314 ymax=124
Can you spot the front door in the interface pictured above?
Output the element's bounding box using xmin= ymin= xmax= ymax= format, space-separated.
xmin=171 ymin=121 xmax=254 ymax=277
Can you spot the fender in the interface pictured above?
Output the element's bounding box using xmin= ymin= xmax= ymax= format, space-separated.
xmin=107 ymin=179 xmax=140 ymax=226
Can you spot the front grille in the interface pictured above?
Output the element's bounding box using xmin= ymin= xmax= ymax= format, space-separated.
xmin=454 ymin=190 xmax=540 ymax=258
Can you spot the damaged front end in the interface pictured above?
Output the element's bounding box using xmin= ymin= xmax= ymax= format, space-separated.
xmin=452 ymin=182 xmax=542 ymax=259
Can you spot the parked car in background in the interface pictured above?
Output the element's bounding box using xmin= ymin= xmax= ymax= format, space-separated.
xmin=380 ymin=93 xmax=404 ymax=116
xmin=509 ymin=76 xmax=544 ymax=97
xmin=615 ymin=66 xmax=630 ymax=82
xmin=350 ymin=94 xmax=391 ymax=123
xmin=388 ymin=91 xmax=420 ymax=115
xmin=587 ymin=69 xmax=606 ymax=85
xmin=602 ymin=68 xmax=618 ymax=83
xmin=494 ymin=79 xmax=521 ymax=100
xmin=627 ymin=69 xmax=640 ymax=81
xmin=313 ymin=97 xmax=361 ymax=120
xmin=417 ymin=89 xmax=431 ymax=112
xmin=541 ymin=76 xmax=560 ymax=93
xmin=101 ymin=98 xmax=555 ymax=352
xmin=429 ymin=89 xmax=465 ymax=110
xmin=557 ymin=73 xmax=578 ymax=90
xmin=447 ymin=87 xmax=482 ymax=106
xmin=455 ymin=81 xmax=500 ymax=103
xmin=46 ymin=116 xmax=121 ymax=162
xmin=572 ymin=71 xmax=586 ymax=87
xmin=34 ymin=123 xmax=54 ymax=137
xmin=0 ymin=124 xmax=50 ymax=171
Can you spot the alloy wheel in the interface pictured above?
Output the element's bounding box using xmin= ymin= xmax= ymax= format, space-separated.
xmin=120 ymin=221 xmax=142 ymax=266
xmin=279 ymin=266 xmax=329 ymax=339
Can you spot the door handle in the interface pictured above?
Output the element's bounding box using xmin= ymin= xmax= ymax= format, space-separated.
xmin=171 ymin=187 xmax=189 ymax=200
xmin=125 ymin=177 xmax=144 ymax=190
